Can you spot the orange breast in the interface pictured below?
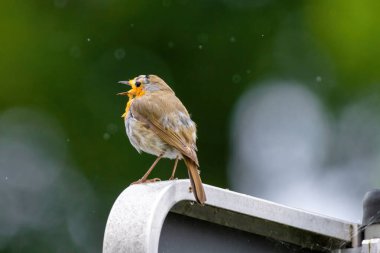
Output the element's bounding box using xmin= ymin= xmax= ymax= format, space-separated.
xmin=122 ymin=95 xmax=134 ymax=118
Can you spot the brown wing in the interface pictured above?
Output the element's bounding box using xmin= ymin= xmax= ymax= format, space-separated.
xmin=130 ymin=92 xmax=199 ymax=165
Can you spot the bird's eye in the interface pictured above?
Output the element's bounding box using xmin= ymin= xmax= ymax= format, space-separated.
xmin=135 ymin=81 xmax=141 ymax=87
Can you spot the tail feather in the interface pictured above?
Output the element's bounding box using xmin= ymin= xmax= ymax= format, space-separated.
xmin=184 ymin=157 xmax=206 ymax=205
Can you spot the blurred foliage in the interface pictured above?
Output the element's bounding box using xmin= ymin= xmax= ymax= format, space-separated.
xmin=1 ymin=0 xmax=380 ymax=252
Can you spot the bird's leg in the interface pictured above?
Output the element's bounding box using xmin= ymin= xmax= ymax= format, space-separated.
xmin=132 ymin=154 xmax=163 ymax=184
xmin=169 ymin=156 xmax=179 ymax=180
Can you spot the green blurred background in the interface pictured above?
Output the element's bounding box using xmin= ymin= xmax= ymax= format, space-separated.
xmin=1 ymin=0 xmax=380 ymax=252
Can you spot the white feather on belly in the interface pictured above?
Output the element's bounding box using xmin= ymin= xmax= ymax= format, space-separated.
xmin=125 ymin=113 xmax=182 ymax=159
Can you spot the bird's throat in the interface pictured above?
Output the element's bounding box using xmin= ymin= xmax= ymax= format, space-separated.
xmin=134 ymin=88 xmax=145 ymax=97
xmin=122 ymin=89 xmax=145 ymax=118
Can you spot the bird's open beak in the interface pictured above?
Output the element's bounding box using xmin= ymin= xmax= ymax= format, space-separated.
xmin=117 ymin=80 xmax=137 ymax=96
xmin=117 ymin=91 xmax=130 ymax=96
xmin=118 ymin=80 xmax=131 ymax=86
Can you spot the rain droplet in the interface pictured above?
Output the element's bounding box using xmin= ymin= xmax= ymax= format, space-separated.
xmin=232 ymin=74 xmax=241 ymax=83
xmin=103 ymin=133 xmax=110 ymax=140
xmin=230 ymin=36 xmax=236 ymax=43
xmin=87 ymin=38 xmax=91 ymax=42
xmin=130 ymin=23 xmax=135 ymax=28
xmin=261 ymin=34 xmax=265 ymax=38
xmin=114 ymin=48 xmax=126 ymax=60
xmin=66 ymin=138 xmax=70 ymax=142
xmin=198 ymin=44 xmax=203 ymax=50
xmin=316 ymin=76 xmax=322 ymax=82
xmin=246 ymin=69 xmax=252 ymax=74
xmin=5 ymin=176 xmax=8 ymax=181
xmin=168 ymin=41 xmax=174 ymax=48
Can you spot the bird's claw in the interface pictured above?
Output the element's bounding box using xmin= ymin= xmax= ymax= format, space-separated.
xmin=131 ymin=178 xmax=161 ymax=185
xmin=146 ymin=178 xmax=161 ymax=183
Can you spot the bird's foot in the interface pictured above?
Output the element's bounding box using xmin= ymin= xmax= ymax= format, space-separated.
xmin=131 ymin=178 xmax=161 ymax=185
xmin=145 ymin=178 xmax=161 ymax=183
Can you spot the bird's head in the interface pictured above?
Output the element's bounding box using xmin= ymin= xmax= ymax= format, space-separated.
xmin=117 ymin=75 xmax=174 ymax=98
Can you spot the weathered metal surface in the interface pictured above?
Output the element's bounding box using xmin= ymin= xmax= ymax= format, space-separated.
xmin=103 ymin=180 xmax=360 ymax=253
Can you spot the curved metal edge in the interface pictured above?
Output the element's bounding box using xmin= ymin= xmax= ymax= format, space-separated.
xmin=103 ymin=180 xmax=196 ymax=253
xmin=103 ymin=179 xmax=360 ymax=253
xmin=204 ymin=186 xmax=358 ymax=242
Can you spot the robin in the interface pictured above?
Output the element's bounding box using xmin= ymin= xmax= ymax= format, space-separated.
xmin=118 ymin=75 xmax=206 ymax=205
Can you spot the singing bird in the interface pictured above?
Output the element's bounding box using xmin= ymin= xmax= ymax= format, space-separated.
xmin=118 ymin=75 xmax=206 ymax=205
